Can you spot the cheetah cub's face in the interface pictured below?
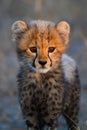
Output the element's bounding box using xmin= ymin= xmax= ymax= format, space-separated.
xmin=11 ymin=20 xmax=70 ymax=73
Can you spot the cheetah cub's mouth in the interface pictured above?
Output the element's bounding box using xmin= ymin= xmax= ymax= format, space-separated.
xmin=31 ymin=67 xmax=51 ymax=74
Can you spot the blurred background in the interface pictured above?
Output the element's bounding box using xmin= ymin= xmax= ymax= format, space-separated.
xmin=0 ymin=0 xmax=87 ymax=130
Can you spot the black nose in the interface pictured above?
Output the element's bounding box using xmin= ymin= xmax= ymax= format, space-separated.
xmin=39 ymin=60 xmax=47 ymax=66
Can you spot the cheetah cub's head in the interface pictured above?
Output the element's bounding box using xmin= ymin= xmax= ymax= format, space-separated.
xmin=11 ymin=20 xmax=70 ymax=73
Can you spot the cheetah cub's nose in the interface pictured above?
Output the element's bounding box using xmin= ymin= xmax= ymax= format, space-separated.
xmin=39 ymin=60 xmax=47 ymax=66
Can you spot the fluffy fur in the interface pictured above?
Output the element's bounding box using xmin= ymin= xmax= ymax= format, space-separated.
xmin=11 ymin=20 xmax=80 ymax=130
xmin=62 ymin=54 xmax=77 ymax=83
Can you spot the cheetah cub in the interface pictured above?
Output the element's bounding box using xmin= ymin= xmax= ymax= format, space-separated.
xmin=11 ymin=20 xmax=80 ymax=130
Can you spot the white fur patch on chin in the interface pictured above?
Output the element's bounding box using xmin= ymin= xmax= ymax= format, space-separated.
xmin=62 ymin=54 xmax=77 ymax=82
xmin=25 ymin=62 xmax=50 ymax=73
xmin=33 ymin=67 xmax=50 ymax=73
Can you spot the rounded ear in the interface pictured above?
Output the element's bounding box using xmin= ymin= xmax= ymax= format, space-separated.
xmin=11 ymin=20 xmax=28 ymax=34
xmin=55 ymin=21 xmax=70 ymax=44
xmin=11 ymin=20 xmax=28 ymax=42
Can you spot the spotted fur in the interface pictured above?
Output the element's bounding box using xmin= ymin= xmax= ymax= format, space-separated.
xmin=11 ymin=20 xmax=80 ymax=130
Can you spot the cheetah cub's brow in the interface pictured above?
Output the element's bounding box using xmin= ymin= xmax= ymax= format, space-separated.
xmin=29 ymin=20 xmax=55 ymax=26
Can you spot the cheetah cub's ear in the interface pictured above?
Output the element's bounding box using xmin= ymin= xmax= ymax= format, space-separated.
xmin=11 ymin=20 xmax=28 ymax=42
xmin=55 ymin=21 xmax=70 ymax=45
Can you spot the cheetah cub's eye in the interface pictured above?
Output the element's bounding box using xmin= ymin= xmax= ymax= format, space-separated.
xmin=29 ymin=47 xmax=37 ymax=53
xmin=48 ymin=47 xmax=55 ymax=53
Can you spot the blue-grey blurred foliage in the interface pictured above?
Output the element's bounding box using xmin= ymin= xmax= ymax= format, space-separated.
xmin=0 ymin=0 xmax=87 ymax=130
